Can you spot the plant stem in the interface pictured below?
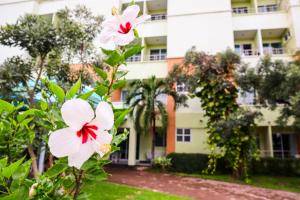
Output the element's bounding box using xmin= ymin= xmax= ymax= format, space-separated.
xmin=73 ymin=169 xmax=84 ymax=200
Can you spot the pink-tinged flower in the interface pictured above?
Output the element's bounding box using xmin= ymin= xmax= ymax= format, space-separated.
xmin=48 ymin=99 xmax=114 ymax=169
xmin=99 ymin=5 xmax=150 ymax=46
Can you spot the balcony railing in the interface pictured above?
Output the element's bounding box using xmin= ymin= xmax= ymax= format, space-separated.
xmin=263 ymin=48 xmax=285 ymax=55
xmin=148 ymin=54 xmax=167 ymax=61
xmin=235 ymin=49 xmax=260 ymax=56
xmin=232 ymin=7 xmax=255 ymax=14
xmin=258 ymin=5 xmax=278 ymax=13
xmin=150 ymin=14 xmax=167 ymax=21
xmin=126 ymin=55 xmax=141 ymax=62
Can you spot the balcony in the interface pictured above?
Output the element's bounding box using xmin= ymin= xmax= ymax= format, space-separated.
xmin=150 ymin=13 xmax=167 ymax=21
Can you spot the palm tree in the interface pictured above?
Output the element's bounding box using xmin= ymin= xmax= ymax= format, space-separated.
xmin=126 ymin=76 xmax=184 ymax=162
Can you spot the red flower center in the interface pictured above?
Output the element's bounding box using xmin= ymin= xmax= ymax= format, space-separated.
xmin=76 ymin=123 xmax=98 ymax=144
xmin=118 ymin=22 xmax=132 ymax=34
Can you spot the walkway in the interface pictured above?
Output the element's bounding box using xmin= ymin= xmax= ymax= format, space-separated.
xmin=106 ymin=165 xmax=300 ymax=200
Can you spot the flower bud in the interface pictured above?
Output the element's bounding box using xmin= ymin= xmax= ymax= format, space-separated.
xmin=29 ymin=183 xmax=38 ymax=198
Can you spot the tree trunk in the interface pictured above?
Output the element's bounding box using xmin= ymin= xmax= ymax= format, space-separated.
xmin=151 ymin=114 xmax=156 ymax=163
xmin=28 ymin=144 xmax=39 ymax=179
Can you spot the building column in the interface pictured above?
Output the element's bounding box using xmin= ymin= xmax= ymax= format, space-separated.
xmin=253 ymin=0 xmax=258 ymax=13
xmin=257 ymin=29 xmax=264 ymax=56
xmin=141 ymin=37 xmax=145 ymax=62
xmin=267 ymin=122 xmax=274 ymax=157
xmin=128 ymin=121 xmax=137 ymax=166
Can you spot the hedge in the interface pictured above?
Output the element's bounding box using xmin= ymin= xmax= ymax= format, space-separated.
xmin=167 ymin=153 xmax=300 ymax=176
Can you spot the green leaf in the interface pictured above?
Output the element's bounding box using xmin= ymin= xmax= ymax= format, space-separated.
xmin=0 ymin=157 xmax=8 ymax=169
xmin=101 ymin=48 xmax=114 ymax=56
xmin=94 ymin=66 xmax=107 ymax=80
xmin=66 ymin=78 xmax=81 ymax=99
xmin=124 ymin=44 xmax=143 ymax=60
xmin=112 ymin=80 xmax=126 ymax=90
xmin=95 ymin=85 xmax=108 ymax=97
xmin=48 ymin=82 xmax=65 ymax=103
xmin=78 ymin=90 xmax=95 ymax=100
xmin=17 ymin=109 xmax=40 ymax=122
xmin=11 ymin=160 xmax=32 ymax=190
xmin=0 ymin=99 xmax=14 ymax=114
xmin=2 ymin=157 xmax=25 ymax=178
xmin=44 ymin=163 xmax=67 ymax=178
xmin=104 ymin=51 xmax=124 ymax=66
xmin=114 ymin=109 xmax=130 ymax=127
xmin=40 ymin=100 xmax=48 ymax=111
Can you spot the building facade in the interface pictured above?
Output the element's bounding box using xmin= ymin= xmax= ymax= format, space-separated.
xmin=1 ymin=0 xmax=300 ymax=165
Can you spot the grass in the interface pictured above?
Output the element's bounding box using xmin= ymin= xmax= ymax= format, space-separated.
xmin=82 ymin=179 xmax=189 ymax=200
xmin=175 ymin=173 xmax=300 ymax=193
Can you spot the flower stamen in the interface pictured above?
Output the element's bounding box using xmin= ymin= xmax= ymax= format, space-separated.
xmin=118 ymin=22 xmax=132 ymax=34
xmin=76 ymin=123 xmax=98 ymax=144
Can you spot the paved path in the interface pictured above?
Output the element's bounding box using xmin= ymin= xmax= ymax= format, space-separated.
xmin=106 ymin=165 xmax=300 ymax=200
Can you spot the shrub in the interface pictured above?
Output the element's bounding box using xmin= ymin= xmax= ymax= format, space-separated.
xmin=251 ymin=157 xmax=300 ymax=176
xmin=167 ymin=153 xmax=300 ymax=176
xmin=153 ymin=157 xmax=172 ymax=171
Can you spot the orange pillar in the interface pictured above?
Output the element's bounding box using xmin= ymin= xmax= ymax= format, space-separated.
xmin=166 ymin=58 xmax=183 ymax=154
xmin=111 ymin=89 xmax=121 ymax=102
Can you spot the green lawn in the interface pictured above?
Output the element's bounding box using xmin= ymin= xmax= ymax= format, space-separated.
xmin=176 ymin=173 xmax=300 ymax=193
xmin=82 ymin=180 xmax=189 ymax=200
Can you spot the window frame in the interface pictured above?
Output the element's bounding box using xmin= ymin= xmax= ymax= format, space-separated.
xmin=176 ymin=128 xmax=191 ymax=143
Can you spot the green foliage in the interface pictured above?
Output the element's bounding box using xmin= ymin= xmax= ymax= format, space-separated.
xmin=237 ymin=56 xmax=300 ymax=129
xmin=0 ymin=157 xmax=32 ymax=198
xmin=169 ymin=48 xmax=260 ymax=179
xmin=153 ymin=157 xmax=172 ymax=171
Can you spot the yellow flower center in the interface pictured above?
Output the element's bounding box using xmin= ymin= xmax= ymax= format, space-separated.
xmin=100 ymin=144 xmax=111 ymax=154
xmin=112 ymin=7 xmax=119 ymax=16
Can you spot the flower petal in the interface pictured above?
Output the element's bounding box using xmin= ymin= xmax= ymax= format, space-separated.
xmin=93 ymin=131 xmax=113 ymax=157
xmin=68 ymin=142 xmax=95 ymax=169
xmin=133 ymin=15 xmax=151 ymax=27
xmin=61 ymin=99 xmax=94 ymax=130
xmin=122 ymin=5 xmax=140 ymax=22
xmin=48 ymin=128 xmax=81 ymax=157
xmin=102 ymin=17 xmax=119 ymax=31
xmin=94 ymin=101 xmax=114 ymax=130
xmin=99 ymin=28 xmax=116 ymax=44
xmin=113 ymin=30 xmax=135 ymax=46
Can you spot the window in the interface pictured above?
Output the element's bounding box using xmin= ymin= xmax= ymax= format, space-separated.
xmin=232 ymin=7 xmax=249 ymax=14
xmin=121 ymin=90 xmax=128 ymax=102
xmin=263 ymin=43 xmax=283 ymax=54
xmin=155 ymin=132 xmax=166 ymax=147
xmin=258 ymin=4 xmax=278 ymax=13
xmin=149 ymin=49 xmax=167 ymax=61
xmin=234 ymin=44 xmax=255 ymax=56
xmin=177 ymin=128 xmax=191 ymax=142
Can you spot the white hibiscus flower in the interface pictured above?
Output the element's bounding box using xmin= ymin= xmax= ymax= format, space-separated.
xmin=48 ymin=99 xmax=114 ymax=169
xmin=99 ymin=5 xmax=150 ymax=46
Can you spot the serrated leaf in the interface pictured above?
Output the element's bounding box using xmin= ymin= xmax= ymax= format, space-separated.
xmin=48 ymin=82 xmax=65 ymax=103
xmin=44 ymin=163 xmax=68 ymax=178
xmin=66 ymin=78 xmax=81 ymax=99
xmin=112 ymin=80 xmax=126 ymax=90
xmin=17 ymin=109 xmax=39 ymax=122
xmin=95 ymin=85 xmax=108 ymax=97
xmin=78 ymin=90 xmax=95 ymax=100
xmin=124 ymin=44 xmax=143 ymax=60
xmin=2 ymin=157 xmax=25 ymax=178
xmin=0 ymin=100 xmax=14 ymax=114
xmin=94 ymin=67 xmax=107 ymax=80
xmin=104 ymin=51 xmax=124 ymax=66
xmin=101 ymin=48 xmax=114 ymax=56
xmin=11 ymin=160 xmax=32 ymax=190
